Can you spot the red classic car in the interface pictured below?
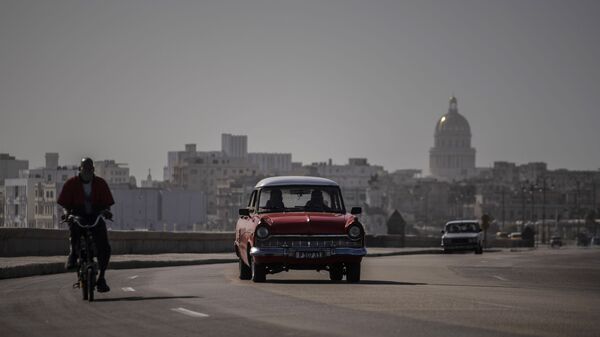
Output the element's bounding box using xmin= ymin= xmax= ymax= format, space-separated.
xmin=234 ymin=176 xmax=367 ymax=283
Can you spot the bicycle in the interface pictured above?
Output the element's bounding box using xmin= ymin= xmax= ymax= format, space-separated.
xmin=62 ymin=212 xmax=111 ymax=302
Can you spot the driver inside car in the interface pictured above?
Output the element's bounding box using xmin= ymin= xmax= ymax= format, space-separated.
xmin=305 ymin=189 xmax=331 ymax=212
xmin=265 ymin=189 xmax=285 ymax=211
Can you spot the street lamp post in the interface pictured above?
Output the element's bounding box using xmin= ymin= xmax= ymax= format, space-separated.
xmin=528 ymin=182 xmax=538 ymax=247
xmin=521 ymin=184 xmax=527 ymax=231
xmin=501 ymin=186 xmax=506 ymax=230
xmin=593 ymin=181 xmax=599 ymax=237
xmin=575 ymin=180 xmax=581 ymax=237
xmin=536 ymin=176 xmax=553 ymax=245
xmin=542 ymin=178 xmax=547 ymax=244
xmin=530 ymin=183 xmax=536 ymax=223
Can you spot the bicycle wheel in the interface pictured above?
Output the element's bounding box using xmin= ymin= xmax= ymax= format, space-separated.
xmin=81 ymin=270 xmax=88 ymax=301
xmin=87 ymin=268 xmax=95 ymax=302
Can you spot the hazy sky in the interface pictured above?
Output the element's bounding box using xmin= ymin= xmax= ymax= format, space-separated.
xmin=1 ymin=0 xmax=599 ymax=181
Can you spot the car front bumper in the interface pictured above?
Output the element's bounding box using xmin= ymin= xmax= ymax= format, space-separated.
xmin=442 ymin=244 xmax=479 ymax=250
xmin=250 ymin=246 xmax=367 ymax=258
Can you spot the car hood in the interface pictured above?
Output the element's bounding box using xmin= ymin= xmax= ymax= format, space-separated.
xmin=443 ymin=232 xmax=480 ymax=239
xmin=258 ymin=212 xmax=353 ymax=235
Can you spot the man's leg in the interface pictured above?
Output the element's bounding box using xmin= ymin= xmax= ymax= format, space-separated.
xmin=92 ymin=220 xmax=111 ymax=292
xmin=66 ymin=223 xmax=81 ymax=269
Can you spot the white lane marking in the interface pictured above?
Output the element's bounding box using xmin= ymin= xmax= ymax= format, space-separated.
xmin=171 ymin=307 xmax=209 ymax=318
xmin=121 ymin=287 xmax=136 ymax=292
xmin=474 ymin=301 xmax=518 ymax=309
xmin=493 ymin=275 xmax=508 ymax=281
xmin=128 ymin=275 xmax=139 ymax=280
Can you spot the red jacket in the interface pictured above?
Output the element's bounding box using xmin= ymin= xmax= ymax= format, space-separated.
xmin=58 ymin=175 xmax=115 ymax=213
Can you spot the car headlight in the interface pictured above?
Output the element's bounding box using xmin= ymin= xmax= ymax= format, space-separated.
xmin=256 ymin=226 xmax=270 ymax=239
xmin=348 ymin=224 xmax=362 ymax=240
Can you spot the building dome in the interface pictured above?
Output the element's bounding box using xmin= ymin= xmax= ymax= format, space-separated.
xmin=429 ymin=96 xmax=476 ymax=181
xmin=435 ymin=96 xmax=471 ymax=136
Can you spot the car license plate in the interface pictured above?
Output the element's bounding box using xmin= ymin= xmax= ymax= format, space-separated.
xmin=295 ymin=251 xmax=324 ymax=259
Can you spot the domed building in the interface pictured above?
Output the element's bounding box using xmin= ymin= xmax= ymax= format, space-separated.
xmin=429 ymin=96 xmax=476 ymax=181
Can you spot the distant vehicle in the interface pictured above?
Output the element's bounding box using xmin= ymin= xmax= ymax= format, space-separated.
xmin=591 ymin=237 xmax=600 ymax=246
xmin=549 ymin=236 xmax=562 ymax=248
xmin=234 ymin=176 xmax=366 ymax=283
xmin=441 ymin=220 xmax=483 ymax=254
xmin=496 ymin=232 xmax=509 ymax=239
xmin=508 ymin=232 xmax=522 ymax=240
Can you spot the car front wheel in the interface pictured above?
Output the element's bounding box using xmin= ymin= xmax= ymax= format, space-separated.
xmin=329 ymin=264 xmax=343 ymax=281
xmin=251 ymin=257 xmax=266 ymax=283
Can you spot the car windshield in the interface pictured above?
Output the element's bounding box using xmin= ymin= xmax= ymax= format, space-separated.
xmin=257 ymin=186 xmax=345 ymax=214
xmin=446 ymin=222 xmax=480 ymax=233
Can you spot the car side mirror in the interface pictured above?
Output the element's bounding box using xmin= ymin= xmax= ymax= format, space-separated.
xmin=350 ymin=207 xmax=362 ymax=215
xmin=239 ymin=208 xmax=250 ymax=217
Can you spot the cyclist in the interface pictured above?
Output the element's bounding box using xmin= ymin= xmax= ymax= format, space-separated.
xmin=58 ymin=157 xmax=114 ymax=293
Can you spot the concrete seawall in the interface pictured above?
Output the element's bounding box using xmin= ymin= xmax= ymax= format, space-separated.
xmin=0 ymin=228 xmax=234 ymax=257
xmin=0 ymin=228 xmax=529 ymax=257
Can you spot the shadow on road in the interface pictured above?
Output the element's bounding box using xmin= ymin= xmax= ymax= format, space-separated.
xmin=94 ymin=295 xmax=200 ymax=302
xmin=266 ymin=279 xmax=427 ymax=286
xmin=360 ymin=280 xmax=427 ymax=286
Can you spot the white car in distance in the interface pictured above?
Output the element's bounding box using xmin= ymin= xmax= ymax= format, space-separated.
xmin=441 ymin=220 xmax=484 ymax=254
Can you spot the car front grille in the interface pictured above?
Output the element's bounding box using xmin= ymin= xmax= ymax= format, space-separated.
xmin=257 ymin=235 xmax=362 ymax=249
xmin=450 ymin=238 xmax=470 ymax=244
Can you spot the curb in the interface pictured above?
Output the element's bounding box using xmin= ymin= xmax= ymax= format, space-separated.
xmin=1 ymin=248 xmax=503 ymax=280
xmin=0 ymin=258 xmax=238 ymax=280
xmin=0 ymin=262 xmax=66 ymax=280
xmin=365 ymin=248 xmax=503 ymax=257
xmin=109 ymin=258 xmax=238 ymax=270
xmin=366 ymin=249 xmax=442 ymax=257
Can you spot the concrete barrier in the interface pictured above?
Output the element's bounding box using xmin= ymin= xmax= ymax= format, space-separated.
xmin=0 ymin=228 xmax=69 ymax=257
xmin=366 ymin=235 xmax=440 ymax=248
xmin=1 ymin=228 xmax=527 ymax=257
xmin=0 ymin=228 xmax=234 ymax=257
xmin=488 ymin=238 xmax=532 ymax=248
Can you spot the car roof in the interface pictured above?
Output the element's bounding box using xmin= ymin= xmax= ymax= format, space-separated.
xmin=445 ymin=220 xmax=479 ymax=225
xmin=255 ymin=176 xmax=339 ymax=188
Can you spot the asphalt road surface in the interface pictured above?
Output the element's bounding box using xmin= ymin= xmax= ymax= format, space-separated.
xmin=1 ymin=248 xmax=599 ymax=337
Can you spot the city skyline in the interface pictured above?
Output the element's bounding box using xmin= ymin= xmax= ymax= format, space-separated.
xmin=1 ymin=0 xmax=599 ymax=181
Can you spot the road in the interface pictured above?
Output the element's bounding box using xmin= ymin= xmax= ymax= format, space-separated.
xmin=1 ymin=248 xmax=599 ymax=337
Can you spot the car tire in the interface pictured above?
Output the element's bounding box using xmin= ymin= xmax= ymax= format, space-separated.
xmin=251 ymin=257 xmax=266 ymax=283
xmin=329 ymin=264 xmax=343 ymax=281
xmin=443 ymin=249 xmax=451 ymax=254
xmin=346 ymin=262 xmax=361 ymax=283
xmin=239 ymin=258 xmax=251 ymax=280
xmin=475 ymin=245 xmax=483 ymax=254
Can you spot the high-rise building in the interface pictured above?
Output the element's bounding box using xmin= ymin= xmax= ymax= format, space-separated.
xmin=248 ymin=153 xmax=292 ymax=175
xmin=109 ymin=185 xmax=207 ymax=231
xmin=3 ymin=178 xmax=36 ymax=228
xmin=429 ymin=96 xmax=476 ymax=181
xmin=221 ymin=133 xmax=248 ymax=158
xmin=3 ymin=153 xmax=77 ymax=228
xmin=45 ymin=153 xmax=59 ymax=170
xmin=94 ymin=160 xmax=131 ymax=185
xmin=0 ymin=153 xmax=29 ymax=185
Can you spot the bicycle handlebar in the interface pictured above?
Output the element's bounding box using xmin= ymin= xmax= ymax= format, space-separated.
xmin=61 ymin=212 xmax=112 ymax=229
